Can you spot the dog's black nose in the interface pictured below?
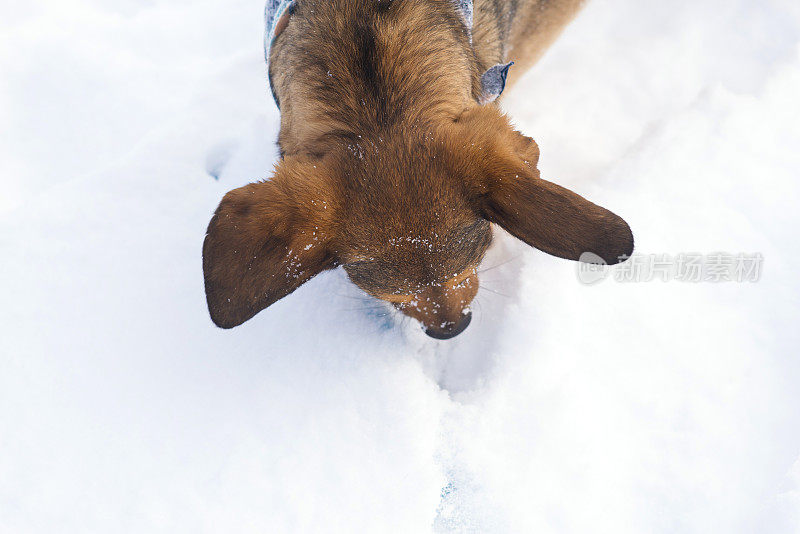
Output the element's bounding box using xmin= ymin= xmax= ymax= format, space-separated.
xmin=424 ymin=312 xmax=472 ymax=340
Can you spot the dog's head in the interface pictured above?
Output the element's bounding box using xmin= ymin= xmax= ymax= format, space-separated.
xmin=203 ymin=105 xmax=633 ymax=338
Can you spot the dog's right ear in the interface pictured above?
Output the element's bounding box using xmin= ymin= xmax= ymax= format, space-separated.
xmin=451 ymin=106 xmax=634 ymax=265
xmin=202 ymin=157 xmax=339 ymax=329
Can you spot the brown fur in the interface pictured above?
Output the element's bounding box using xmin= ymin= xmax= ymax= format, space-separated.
xmin=203 ymin=0 xmax=632 ymax=338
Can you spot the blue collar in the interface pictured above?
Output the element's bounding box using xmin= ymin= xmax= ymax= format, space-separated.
xmin=264 ymin=0 xmax=297 ymax=64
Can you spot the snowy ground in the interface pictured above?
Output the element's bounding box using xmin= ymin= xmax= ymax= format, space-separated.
xmin=2 ymin=0 xmax=800 ymax=532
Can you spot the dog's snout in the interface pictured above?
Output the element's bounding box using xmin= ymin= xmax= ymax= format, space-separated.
xmin=424 ymin=311 xmax=472 ymax=340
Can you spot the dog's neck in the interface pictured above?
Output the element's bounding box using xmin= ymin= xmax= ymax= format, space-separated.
xmin=268 ymin=0 xmax=491 ymax=157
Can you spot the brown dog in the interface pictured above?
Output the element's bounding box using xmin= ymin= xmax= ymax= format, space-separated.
xmin=203 ymin=0 xmax=633 ymax=339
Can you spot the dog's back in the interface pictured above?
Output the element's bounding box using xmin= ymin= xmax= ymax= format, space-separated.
xmin=266 ymin=0 xmax=585 ymax=155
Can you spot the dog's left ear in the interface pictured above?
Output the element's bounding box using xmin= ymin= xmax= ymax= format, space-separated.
xmin=202 ymin=157 xmax=339 ymax=329
xmin=453 ymin=107 xmax=634 ymax=264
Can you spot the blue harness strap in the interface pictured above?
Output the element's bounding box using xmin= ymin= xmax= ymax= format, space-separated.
xmin=264 ymin=0 xmax=296 ymax=64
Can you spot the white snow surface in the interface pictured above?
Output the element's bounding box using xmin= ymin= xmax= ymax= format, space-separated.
xmin=2 ymin=0 xmax=800 ymax=532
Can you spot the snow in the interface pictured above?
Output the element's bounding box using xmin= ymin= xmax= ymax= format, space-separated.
xmin=2 ymin=0 xmax=800 ymax=531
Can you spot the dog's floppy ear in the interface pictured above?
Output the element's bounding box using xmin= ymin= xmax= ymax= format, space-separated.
xmin=202 ymin=157 xmax=338 ymax=328
xmin=455 ymin=107 xmax=634 ymax=264
xmin=480 ymin=165 xmax=634 ymax=264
